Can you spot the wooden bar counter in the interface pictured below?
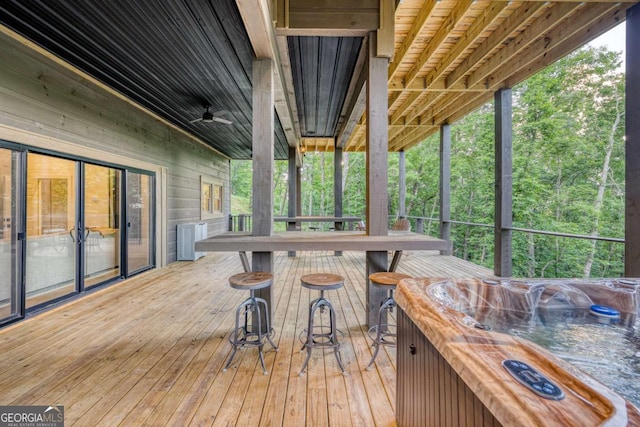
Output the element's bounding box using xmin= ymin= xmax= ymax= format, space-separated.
xmin=195 ymin=230 xmax=447 ymax=253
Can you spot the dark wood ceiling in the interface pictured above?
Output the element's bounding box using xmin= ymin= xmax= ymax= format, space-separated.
xmin=0 ymin=0 xmax=291 ymax=160
xmin=288 ymin=36 xmax=363 ymax=138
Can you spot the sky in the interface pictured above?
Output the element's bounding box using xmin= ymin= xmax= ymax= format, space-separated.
xmin=587 ymin=21 xmax=626 ymax=67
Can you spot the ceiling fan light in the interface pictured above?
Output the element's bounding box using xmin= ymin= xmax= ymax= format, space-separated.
xmin=202 ymin=111 xmax=214 ymax=122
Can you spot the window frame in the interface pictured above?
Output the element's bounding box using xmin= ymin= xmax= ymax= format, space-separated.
xmin=200 ymin=175 xmax=223 ymax=220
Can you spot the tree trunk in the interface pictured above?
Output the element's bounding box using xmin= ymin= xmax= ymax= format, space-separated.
xmin=406 ymin=162 xmax=424 ymax=215
xmin=306 ymin=159 xmax=314 ymax=215
xmin=527 ymin=230 xmax=535 ymax=277
xmin=320 ymin=152 xmax=326 ymax=217
xmin=583 ymin=99 xmax=621 ymax=278
xmin=462 ymin=190 xmax=475 ymax=260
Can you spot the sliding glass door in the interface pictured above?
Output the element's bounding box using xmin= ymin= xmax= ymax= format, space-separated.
xmin=25 ymin=154 xmax=78 ymax=309
xmin=83 ymin=163 xmax=122 ymax=288
xmin=126 ymin=171 xmax=153 ymax=274
xmin=0 ymin=147 xmax=22 ymax=322
xmin=0 ymin=147 xmax=155 ymax=322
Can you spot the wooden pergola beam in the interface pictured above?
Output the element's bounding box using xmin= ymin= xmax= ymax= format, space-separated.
xmin=465 ymin=2 xmax=585 ymax=90
xmin=404 ymin=0 xmax=475 ymax=86
xmin=237 ymin=0 xmax=299 ymax=151
xmin=388 ymin=0 xmax=438 ymax=79
xmin=445 ymin=1 xmax=549 ymax=89
xmin=275 ymin=0 xmax=380 ymax=34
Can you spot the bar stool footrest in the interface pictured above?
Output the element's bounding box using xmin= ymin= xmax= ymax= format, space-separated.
xmin=367 ymin=324 xmax=397 ymax=346
xmin=298 ymin=326 xmax=345 ymax=349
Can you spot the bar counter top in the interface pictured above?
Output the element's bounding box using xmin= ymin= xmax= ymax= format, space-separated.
xmin=396 ymin=277 xmax=640 ymax=427
xmin=195 ymin=230 xmax=449 ymax=253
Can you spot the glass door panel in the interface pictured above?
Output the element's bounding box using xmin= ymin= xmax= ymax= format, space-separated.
xmin=84 ymin=164 xmax=121 ymax=287
xmin=126 ymin=172 xmax=153 ymax=274
xmin=0 ymin=148 xmax=22 ymax=322
xmin=25 ymin=153 xmax=77 ymax=309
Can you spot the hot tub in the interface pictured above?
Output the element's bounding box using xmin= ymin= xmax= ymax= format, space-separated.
xmin=395 ymin=277 xmax=640 ymax=427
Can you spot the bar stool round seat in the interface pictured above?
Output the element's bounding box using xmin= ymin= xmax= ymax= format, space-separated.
xmin=224 ymin=271 xmax=278 ymax=375
xmin=299 ymin=273 xmax=346 ymax=375
xmin=229 ymin=272 xmax=274 ymax=290
xmin=301 ymin=273 xmax=344 ymax=290
xmin=365 ymin=272 xmax=412 ymax=370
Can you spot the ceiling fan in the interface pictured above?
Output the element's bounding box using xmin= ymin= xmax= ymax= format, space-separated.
xmin=189 ymin=105 xmax=233 ymax=125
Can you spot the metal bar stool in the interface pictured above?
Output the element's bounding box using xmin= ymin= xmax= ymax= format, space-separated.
xmin=223 ymin=272 xmax=278 ymax=374
xmin=365 ymin=271 xmax=411 ymax=370
xmin=299 ymin=273 xmax=345 ymax=375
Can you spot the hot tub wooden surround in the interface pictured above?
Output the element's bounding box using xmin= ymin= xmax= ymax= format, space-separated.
xmin=396 ymin=277 xmax=640 ymax=427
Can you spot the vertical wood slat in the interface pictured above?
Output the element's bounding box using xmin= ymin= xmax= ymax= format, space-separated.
xmin=626 ymin=3 xmax=640 ymax=276
xmin=396 ymin=308 xmax=502 ymax=427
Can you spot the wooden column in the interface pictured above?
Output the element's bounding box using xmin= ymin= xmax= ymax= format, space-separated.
xmin=494 ymin=88 xmax=513 ymax=277
xmin=626 ymin=4 xmax=640 ymax=276
xmin=365 ymin=33 xmax=390 ymax=327
xmin=252 ymin=58 xmax=275 ymax=328
xmin=439 ymin=124 xmax=451 ymax=255
xmin=334 ymin=147 xmax=344 ymax=230
xmin=334 ymin=147 xmax=344 ymax=256
xmin=287 ymin=146 xmax=297 ymax=256
xmin=288 ymin=147 xmax=297 ymax=225
xmin=296 ymin=160 xmax=302 ymax=219
xmin=398 ymin=150 xmax=406 ymax=218
xmin=366 ymin=37 xmax=389 ymax=237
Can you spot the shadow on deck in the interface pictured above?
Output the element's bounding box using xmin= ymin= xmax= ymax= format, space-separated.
xmin=0 ymin=250 xmax=492 ymax=426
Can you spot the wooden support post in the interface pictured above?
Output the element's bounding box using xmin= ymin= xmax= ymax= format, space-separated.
xmin=365 ymin=33 xmax=389 ymax=237
xmin=252 ymin=58 xmax=275 ymax=329
xmin=288 ymin=146 xmax=297 ymax=256
xmin=439 ymin=124 xmax=451 ymax=255
xmin=399 ymin=150 xmax=406 ymax=218
xmin=366 ymin=251 xmax=390 ymax=327
xmin=626 ymin=4 xmax=640 ymax=276
xmin=494 ymin=88 xmax=513 ymax=277
xmin=334 ymin=147 xmax=343 ymax=230
xmin=365 ymin=32 xmax=390 ymax=327
xmin=334 ymin=147 xmax=344 ymax=255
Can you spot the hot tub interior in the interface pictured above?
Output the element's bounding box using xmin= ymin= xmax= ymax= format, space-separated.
xmin=426 ymin=278 xmax=640 ymax=408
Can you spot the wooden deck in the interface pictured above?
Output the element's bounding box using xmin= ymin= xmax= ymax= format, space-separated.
xmin=0 ymin=250 xmax=492 ymax=426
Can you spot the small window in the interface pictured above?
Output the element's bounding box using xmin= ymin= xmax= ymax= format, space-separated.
xmin=201 ymin=176 xmax=223 ymax=219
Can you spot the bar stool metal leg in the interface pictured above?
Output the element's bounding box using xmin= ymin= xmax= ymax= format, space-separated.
xmin=365 ymin=291 xmax=397 ymax=370
xmin=224 ymin=290 xmax=277 ymax=374
xmin=300 ymin=291 xmax=345 ymax=375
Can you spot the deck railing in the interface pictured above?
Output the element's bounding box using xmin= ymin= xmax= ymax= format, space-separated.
xmin=229 ymin=214 xmax=252 ymax=232
xmin=406 ymin=216 xmax=624 ymax=244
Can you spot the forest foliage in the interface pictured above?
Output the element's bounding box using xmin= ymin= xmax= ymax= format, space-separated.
xmin=231 ymin=46 xmax=625 ymax=278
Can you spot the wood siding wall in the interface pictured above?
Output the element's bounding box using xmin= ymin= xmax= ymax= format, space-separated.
xmin=397 ymin=308 xmax=501 ymax=427
xmin=0 ymin=31 xmax=230 ymax=264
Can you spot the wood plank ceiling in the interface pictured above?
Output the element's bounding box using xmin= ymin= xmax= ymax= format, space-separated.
xmin=0 ymin=0 xmax=636 ymax=158
xmin=342 ymin=0 xmax=636 ymax=152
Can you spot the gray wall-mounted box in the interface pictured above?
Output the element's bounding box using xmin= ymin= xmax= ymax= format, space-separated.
xmin=177 ymin=222 xmax=207 ymax=261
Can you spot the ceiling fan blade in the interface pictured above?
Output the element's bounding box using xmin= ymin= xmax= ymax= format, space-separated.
xmin=189 ymin=117 xmax=203 ymax=123
xmin=213 ymin=117 xmax=233 ymax=125
xmin=213 ymin=109 xmax=230 ymax=117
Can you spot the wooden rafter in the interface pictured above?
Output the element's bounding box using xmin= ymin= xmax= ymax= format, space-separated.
xmin=343 ymin=0 xmax=638 ymax=153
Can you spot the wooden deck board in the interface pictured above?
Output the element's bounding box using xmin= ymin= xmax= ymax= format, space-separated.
xmin=0 ymin=250 xmax=491 ymax=426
